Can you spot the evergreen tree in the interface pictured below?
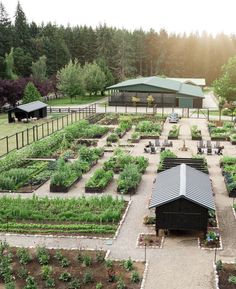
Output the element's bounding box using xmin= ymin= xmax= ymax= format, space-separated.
xmin=13 ymin=47 xmax=32 ymax=76
xmin=32 ymin=55 xmax=47 ymax=81
xmin=83 ymin=61 xmax=106 ymax=95
xmin=22 ymin=81 xmax=41 ymax=104
xmin=5 ymin=47 xmax=17 ymax=79
xmin=0 ymin=2 xmax=12 ymax=57
xmin=14 ymin=1 xmax=31 ymax=52
xmin=57 ymin=59 xmax=84 ymax=100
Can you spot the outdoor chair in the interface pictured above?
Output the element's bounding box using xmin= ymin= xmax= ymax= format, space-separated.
xmin=163 ymin=139 xmax=168 ymax=147
xmin=215 ymin=141 xmax=220 ymax=149
xmin=207 ymin=140 xmax=212 ymax=148
xmin=198 ymin=140 xmax=204 ymax=148
xmin=169 ymin=141 xmax=173 ymax=147
xmin=207 ymin=147 xmax=212 ymax=155
xmin=160 ymin=147 xmax=165 ymax=152
xmin=216 ymin=146 xmax=223 ymax=155
xmin=155 ymin=139 xmax=160 ymax=147
xmin=150 ymin=146 xmax=156 ymax=154
xmin=197 ymin=147 xmax=203 ymax=154
xmin=144 ymin=147 xmax=150 ymax=153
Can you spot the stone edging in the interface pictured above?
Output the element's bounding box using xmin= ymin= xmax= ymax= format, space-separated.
xmin=113 ymin=200 xmax=132 ymax=240
xmin=0 ymin=200 xmax=132 ymax=242
xmin=198 ymin=236 xmax=223 ymax=251
xmin=140 ymin=261 xmax=149 ymax=289
xmin=232 ymin=206 xmax=236 ymax=220
xmin=1 ymin=232 xmax=111 ymax=241
xmin=136 ymin=233 xmax=164 ymax=249
xmin=213 ymin=262 xmax=220 ymax=289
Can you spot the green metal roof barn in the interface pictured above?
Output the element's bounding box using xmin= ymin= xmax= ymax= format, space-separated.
xmin=107 ymin=76 xmax=204 ymax=108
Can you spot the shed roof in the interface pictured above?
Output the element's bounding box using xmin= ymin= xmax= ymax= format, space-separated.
xmin=149 ymin=164 xmax=215 ymax=210
xmin=107 ymin=76 xmax=204 ymax=98
xmin=167 ymin=78 xmax=206 ymax=86
xmin=16 ymin=101 xmax=47 ymax=113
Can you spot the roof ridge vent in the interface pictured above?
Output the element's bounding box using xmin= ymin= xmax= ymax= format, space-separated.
xmin=180 ymin=164 xmax=186 ymax=196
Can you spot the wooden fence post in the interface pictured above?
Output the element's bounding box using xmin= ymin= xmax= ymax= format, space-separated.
xmin=27 ymin=128 xmax=29 ymax=145
xmin=16 ymin=132 xmax=19 ymax=149
xmin=6 ymin=136 xmax=9 ymax=154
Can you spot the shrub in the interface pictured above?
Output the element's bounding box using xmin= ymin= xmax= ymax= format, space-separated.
xmin=59 ymin=272 xmax=72 ymax=282
xmin=107 ymin=133 xmax=119 ymax=143
xmin=5 ymin=282 xmax=16 ymax=289
xmin=82 ymin=255 xmax=93 ymax=267
xmin=41 ymin=265 xmax=52 ymax=280
xmin=17 ymin=266 xmax=29 ymax=280
xmin=131 ymin=132 xmax=140 ymax=140
xmin=83 ymin=270 xmax=93 ymax=284
xmin=17 ymin=248 xmax=32 ymax=265
xmin=96 ymin=282 xmax=103 ymax=289
xmin=228 ymin=275 xmax=236 ymax=284
xmin=68 ymin=278 xmax=81 ymax=289
xmin=60 ymin=257 xmax=70 ymax=268
xmin=45 ymin=278 xmax=55 ymax=288
xmin=117 ymin=164 xmax=141 ymax=194
xmin=105 ymin=259 xmax=113 ymax=269
xmin=168 ymin=125 xmax=179 ymax=138
xmin=216 ymin=260 xmax=223 ymax=271
xmin=36 ymin=247 xmax=50 ymax=265
xmin=96 ymin=251 xmax=105 ymax=263
xmin=131 ymin=271 xmax=140 ymax=283
xmin=123 ymin=257 xmax=134 ymax=271
xmin=24 ymin=276 xmax=38 ymax=289
xmin=117 ymin=277 xmax=126 ymax=289
xmin=85 ymin=169 xmax=113 ymax=190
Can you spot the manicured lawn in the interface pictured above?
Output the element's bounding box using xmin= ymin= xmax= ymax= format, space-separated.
xmin=0 ymin=113 xmax=67 ymax=157
xmin=0 ymin=113 xmax=66 ymax=139
xmin=47 ymin=95 xmax=106 ymax=106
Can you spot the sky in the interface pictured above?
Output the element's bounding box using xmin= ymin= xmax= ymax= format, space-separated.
xmin=3 ymin=0 xmax=236 ymax=35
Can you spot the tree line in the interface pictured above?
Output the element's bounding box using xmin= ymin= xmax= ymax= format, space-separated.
xmin=1 ymin=1 xmax=236 ymax=106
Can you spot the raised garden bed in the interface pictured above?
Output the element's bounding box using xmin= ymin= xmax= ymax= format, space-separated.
xmin=220 ymin=157 xmax=236 ymax=197
xmin=0 ymin=243 xmax=145 ymax=289
xmin=137 ymin=233 xmax=162 ymax=248
xmin=85 ymin=169 xmax=114 ymax=193
xmin=215 ymin=261 xmax=236 ymax=289
xmin=199 ymin=230 xmax=222 ymax=250
xmin=191 ymin=125 xmax=202 ymax=140
xmin=209 ymin=121 xmax=235 ymax=141
xmin=0 ymin=161 xmax=54 ymax=193
xmin=50 ymin=176 xmax=82 ymax=193
xmin=140 ymin=134 xmax=160 ymax=139
xmin=168 ymin=125 xmax=180 ymax=140
xmin=0 ymin=196 xmax=126 ymax=237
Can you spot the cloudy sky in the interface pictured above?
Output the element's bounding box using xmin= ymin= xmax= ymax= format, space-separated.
xmin=3 ymin=0 xmax=236 ymax=35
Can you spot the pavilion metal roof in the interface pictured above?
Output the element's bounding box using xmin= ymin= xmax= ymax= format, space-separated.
xmin=149 ymin=164 xmax=215 ymax=210
xmin=16 ymin=101 xmax=47 ymax=113
xmin=107 ymin=76 xmax=204 ymax=98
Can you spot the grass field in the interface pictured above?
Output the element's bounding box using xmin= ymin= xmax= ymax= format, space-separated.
xmin=47 ymin=95 xmax=106 ymax=106
xmin=0 ymin=113 xmax=66 ymax=139
xmin=0 ymin=113 xmax=70 ymax=157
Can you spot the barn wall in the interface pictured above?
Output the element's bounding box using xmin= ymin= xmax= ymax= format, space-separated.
xmin=155 ymin=199 xmax=208 ymax=231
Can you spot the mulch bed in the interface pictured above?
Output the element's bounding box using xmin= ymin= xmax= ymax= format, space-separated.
xmin=2 ymin=248 xmax=144 ymax=289
xmin=138 ymin=234 xmax=162 ymax=247
xmin=218 ymin=263 xmax=236 ymax=289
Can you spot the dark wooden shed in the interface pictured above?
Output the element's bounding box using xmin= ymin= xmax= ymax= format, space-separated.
xmin=8 ymin=101 xmax=47 ymax=123
xmin=149 ymin=164 xmax=215 ymax=234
